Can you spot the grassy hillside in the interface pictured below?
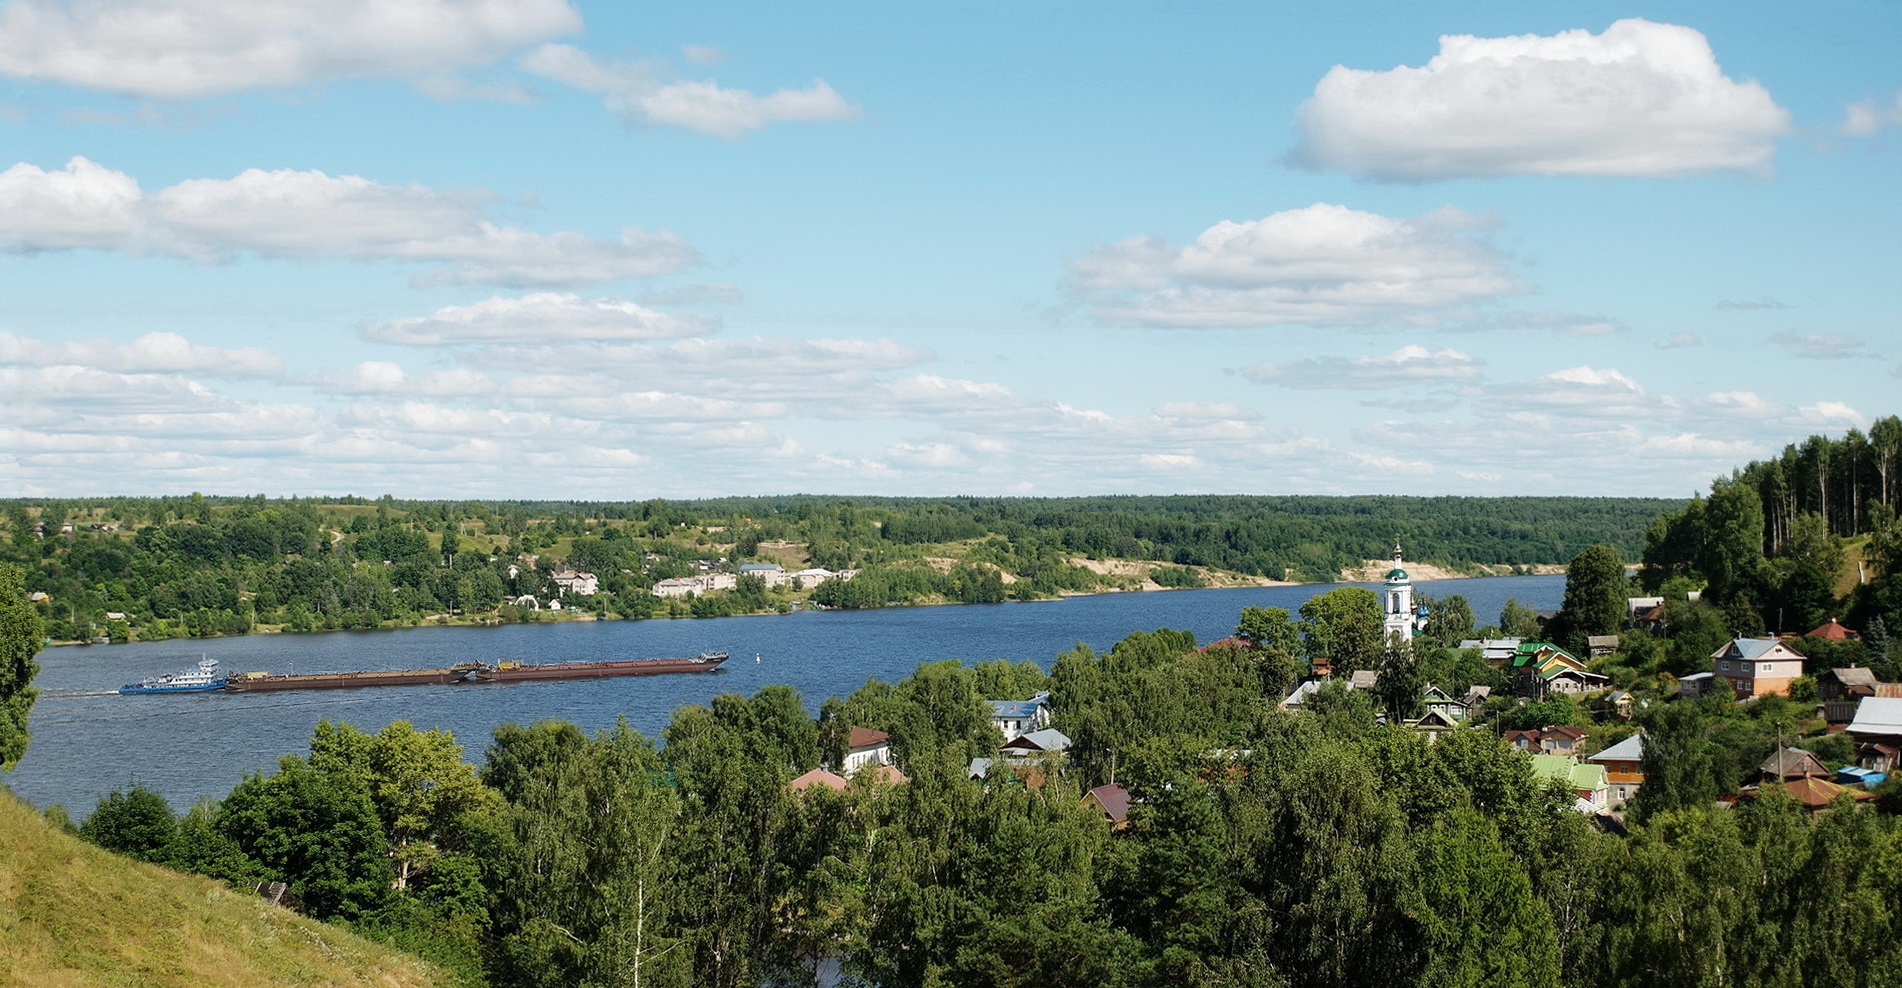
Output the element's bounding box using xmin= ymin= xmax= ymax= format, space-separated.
xmin=0 ymin=792 xmax=443 ymax=988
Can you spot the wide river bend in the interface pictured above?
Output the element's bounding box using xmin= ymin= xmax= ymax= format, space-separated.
xmin=8 ymin=575 xmax=1563 ymax=812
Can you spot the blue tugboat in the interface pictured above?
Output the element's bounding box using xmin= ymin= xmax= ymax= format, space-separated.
xmin=118 ymin=656 xmax=226 ymax=694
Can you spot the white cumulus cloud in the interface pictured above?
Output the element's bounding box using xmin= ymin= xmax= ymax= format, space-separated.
xmin=1244 ymin=344 xmax=1481 ymax=390
xmin=522 ymin=43 xmax=859 ymax=138
xmin=0 ymin=157 xmax=696 ymax=285
xmin=0 ymin=0 xmax=580 ymax=99
xmin=362 ymin=293 xmax=711 ymax=345
xmin=1069 ymin=203 xmax=1520 ymax=327
xmin=1293 ymin=19 xmax=1790 ymax=179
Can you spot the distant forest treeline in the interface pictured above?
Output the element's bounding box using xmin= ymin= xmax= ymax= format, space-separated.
xmin=1642 ymin=415 xmax=1902 ymax=636
xmin=2 ymin=493 xmax=1679 ymax=642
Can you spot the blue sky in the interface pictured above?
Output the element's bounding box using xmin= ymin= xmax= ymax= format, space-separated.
xmin=1 ymin=0 xmax=1897 ymax=499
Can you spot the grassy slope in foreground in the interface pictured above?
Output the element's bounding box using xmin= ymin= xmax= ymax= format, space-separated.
xmin=0 ymin=792 xmax=442 ymax=988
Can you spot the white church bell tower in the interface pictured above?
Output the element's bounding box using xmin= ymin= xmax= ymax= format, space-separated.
xmin=1384 ymin=541 xmax=1415 ymax=645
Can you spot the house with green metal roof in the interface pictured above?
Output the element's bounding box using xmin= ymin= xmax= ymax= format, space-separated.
xmin=1510 ymin=642 xmax=1610 ymax=698
xmin=1529 ymin=753 xmax=1611 ymax=812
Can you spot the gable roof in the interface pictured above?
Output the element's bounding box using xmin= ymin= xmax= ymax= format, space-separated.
xmin=1589 ymin=734 xmax=1645 ymax=763
xmin=856 ymin=763 xmax=908 ymax=786
xmin=1831 ymin=666 xmax=1881 ymax=689
xmin=1001 ymin=728 xmax=1072 ymax=752
xmin=1570 ymin=762 xmax=1606 ymax=790
xmin=1760 ymin=747 xmax=1831 ymax=779
xmin=1086 ymin=784 xmax=1131 ymax=823
xmin=1848 ymin=697 xmax=1902 ymax=736
xmin=987 ymin=692 xmax=1051 ymax=719
xmin=847 ymin=727 xmax=890 ymax=750
xmin=1776 ymin=776 xmax=1874 ymax=809
xmin=1717 ymin=638 xmax=1804 ymax=663
xmin=789 ymin=768 xmax=848 ymax=792
xmin=1513 ymin=642 xmax=1585 ymax=671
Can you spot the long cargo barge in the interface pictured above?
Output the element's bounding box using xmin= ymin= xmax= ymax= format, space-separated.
xmin=205 ymin=653 xmax=728 ymax=693
xmin=223 ymin=663 xmax=482 ymax=692
xmin=472 ymin=651 xmax=729 ymax=682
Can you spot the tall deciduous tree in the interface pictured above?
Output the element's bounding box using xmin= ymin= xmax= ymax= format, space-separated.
xmin=0 ymin=563 xmax=42 ymax=769
xmin=1555 ymin=545 xmax=1627 ymax=650
xmin=308 ymin=719 xmax=500 ymax=895
xmin=1299 ymin=586 xmax=1382 ymax=676
xmin=218 ymin=756 xmax=395 ymax=920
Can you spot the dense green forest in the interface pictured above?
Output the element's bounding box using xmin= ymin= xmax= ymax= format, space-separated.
xmin=2 ymin=493 xmax=1676 ymax=642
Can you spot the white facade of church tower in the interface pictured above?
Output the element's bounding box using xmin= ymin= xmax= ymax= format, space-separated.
xmin=1383 ymin=542 xmax=1415 ymax=645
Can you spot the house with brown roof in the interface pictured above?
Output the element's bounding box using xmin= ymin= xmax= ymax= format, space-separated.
xmin=1084 ymin=783 xmax=1132 ymax=830
xmin=1755 ymin=747 xmax=1831 ymax=783
xmin=842 ymin=727 xmax=893 ymax=773
xmin=1504 ymin=725 xmax=1589 ymax=757
xmin=1736 ymin=776 xmax=1874 ymax=813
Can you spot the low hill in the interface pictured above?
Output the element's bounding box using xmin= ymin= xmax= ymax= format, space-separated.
xmin=0 ymin=792 xmax=442 ymax=988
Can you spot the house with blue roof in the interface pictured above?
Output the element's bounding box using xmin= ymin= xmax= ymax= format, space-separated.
xmin=988 ymin=691 xmax=1053 ymax=738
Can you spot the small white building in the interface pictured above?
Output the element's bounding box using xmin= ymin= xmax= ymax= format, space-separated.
xmin=843 ymin=727 xmax=893 ymax=773
xmin=988 ymin=692 xmax=1054 ymax=738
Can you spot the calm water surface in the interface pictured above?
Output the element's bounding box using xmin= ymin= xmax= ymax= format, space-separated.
xmin=7 ymin=575 xmax=1561 ymax=812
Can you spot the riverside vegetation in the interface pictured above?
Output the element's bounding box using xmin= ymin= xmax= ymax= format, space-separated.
xmin=10 ymin=415 xmax=1902 ymax=987
xmin=2 ymin=493 xmax=1674 ymax=643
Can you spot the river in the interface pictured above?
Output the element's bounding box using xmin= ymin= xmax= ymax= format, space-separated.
xmin=4 ymin=575 xmax=1563 ymax=813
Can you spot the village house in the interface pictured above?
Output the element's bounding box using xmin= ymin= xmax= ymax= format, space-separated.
xmin=1847 ymin=696 xmax=1902 ymax=773
xmin=988 ymin=692 xmax=1054 ymax=738
xmin=549 ymin=568 xmax=599 ymax=596
xmin=1676 ymin=672 xmax=1716 ymax=698
xmin=1587 ymin=734 xmax=1646 ymax=807
xmin=1417 ymin=684 xmax=1469 ymax=724
xmin=1754 ymin=747 xmax=1831 ymax=784
xmin=999 ymin=728 xmax=1072 ymax=757
xmin=1458 ymin=638 xmax=1524 ymax=667
xmin=1084 ymin=784 xmax=1132 ymax=830
xmin=1711 ymin=638 xmax=1805 ymax=699
xmin=1529 ymin=754 xmax=1610 ymax=813
xmin=738 ymin=562 xmax=788 ymax=587
xmin=842 ymin=727 xmax=893 ymax=773
xmin=1510 ymin=643 xmax=1609 ymax=697
xmin=1805 ymin=618 xmax=1860 ymax=642
xmin=1504 ymin=725 xmax=1589 ymax=757
xmin=1819 ymin=666 xmax=1902 ymax=702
